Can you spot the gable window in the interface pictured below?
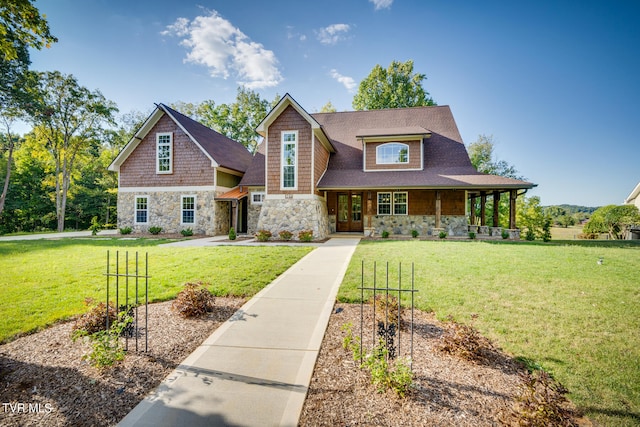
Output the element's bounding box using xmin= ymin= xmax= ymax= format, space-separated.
xmin=281 ymin=131 xmax=297 ymax=189
xmin=251 ymin=192 xmax=265 ymax=205
xmin=156 ymin=133 xmax=173 ymax=174
xmin=135 ymin=196 xmax=148 ymax=224
xmin=181 ymin=195 xmax=196 ymax=225
xmin=377 ymin=191 xmax=408 ymax=215
xmin=376 ymin=143 xmax=409 ymax=164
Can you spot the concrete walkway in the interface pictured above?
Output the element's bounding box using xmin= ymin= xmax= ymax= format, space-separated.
xmin=118 ymin=237 xmax=360 ymax=427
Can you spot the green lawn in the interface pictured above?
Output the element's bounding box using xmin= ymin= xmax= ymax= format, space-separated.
xmin=0 ymin=238 xmax=313 ymax=344
xmin=338 ymin=239 xmax=640 ymax=427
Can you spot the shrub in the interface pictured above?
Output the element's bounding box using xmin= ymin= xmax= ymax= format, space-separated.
xmin=438 ymin=230 xmax=447 ymax=239
xmin=279 ymin=230 xmax=293 ymax=241
xmin=256 ymin=229 xmax=272 ymax=242
xmin=119 ymin=226 xmax=133 ymax=235
xmin=372 ymin=294 xmax=400 ymax=328
xmin=510 ymin=370 xmax=577 ymax=426
xmin=525 ymin=229 xmax=536 ymax=241
xmin=468 ymin=231 xmax=476 ymax=239
xmin=228 ymin=227 xmax=236 ymax=240
xmin=577 ymin=232 xmax=598 ymax=240
xmin=411 ymin=229 xmax=419 ymax=238
xmin=502 ymin=229 xmax=510 ymax=239
xmin=298 ymin=230 xmax=313 ymax=242
xmin=72 ymin=309 xmax=133 ymax=369
xmin=72 ymin=300 xmax=117 ymax=335
xmin=171 ymin=282 xmax=215 ymax=318
xmin=381 ymin=230 xmax=390 ymax=239
xmin=181 ymin=228 xmax=193 ymax=237
xmin=437 ymin=314 xmax=492 ymax=362
xmin=149 ymin=226 xmax=162 ymax=235
xmin=89 ymin=216 xmax=102 ymax=236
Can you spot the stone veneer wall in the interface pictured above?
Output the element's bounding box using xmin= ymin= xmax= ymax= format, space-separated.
xmin=369 ymin=215 xmax=468 ymax=237
xmin=118 ymin=190 xmax=228 ymax=235
xmin=256 ymin=198 xmax=330 ymax=240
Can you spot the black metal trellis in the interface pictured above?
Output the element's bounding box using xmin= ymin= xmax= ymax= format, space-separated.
xmin=359 ymin=260 xmax=418 ymax=367
xmin=105 ymin=251 xmax=150 ymax=352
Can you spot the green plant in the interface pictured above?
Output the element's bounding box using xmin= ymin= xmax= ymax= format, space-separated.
xmin=279 ymin=230 xmax=293 ymax=241
xmin=298 ymin=230 xmax=313 ymax=242
xmin=438 ymin=230 xmax=447 ymax=239
xmin=149 ymin=226 xmax=162 ymax=235
xmin=72 ymin=299 xmax=117 ymax=335
xmin=372 ymin=294 xmax=400 ymax=328
xmin=501 ymin=229 xmax=510 ymax=239
xmin=119 ymin=226 xmax=133 ymax=235
xmin=511 ymin=370 xmax=577 ymax=426
xmin=171 ymin=282 xmax=215 ymax=318
xmin=411 ymin=229 xmax=419 ymax=238
xmin=89 ymin=216 xmax=102 ymax=236
xmin=181 ymin=228 xmax=193 ymax=237
xmin=381 ymin=230 xmax=390 ymax=239
xmin=542 ymin=217 xmax=552 ymax=242
xmin=468 ymin=231 xmax=476 ymax=239
xmin=525 ymin=229 xmax=536 ymax=241
xmin=228 ymin=227 xmax=236 ymax=240
xmin=256 ymin=229 xmax=272 ymax=242
xmin=73 ymin=310 xmax=133 ymax=368
xmin=437 ymin=314 xmax=492 ymax=362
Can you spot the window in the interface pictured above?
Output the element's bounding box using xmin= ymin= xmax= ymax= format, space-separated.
xmin=251 ymin=192 xmax=265 ymax=205
xmin=135 ymin=196 xmax=148 ymax=224
xmin=377 ymin=192 xmax=408 ymax=215
xmin=181 ymin=195 xmax=195 ymax=225
xmin=156 ymin=133 xmax=173 ymax=174
xmin=281 ymin=131 xmax=297 ymax=189
xmin=376 ymin=143 xmax=409 ymax=164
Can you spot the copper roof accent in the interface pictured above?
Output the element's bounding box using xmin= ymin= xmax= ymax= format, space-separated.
xmin=217 ymin=186 xmax=249 ymax=201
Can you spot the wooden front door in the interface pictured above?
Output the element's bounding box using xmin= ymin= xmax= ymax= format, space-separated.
xmin=337 ymin=192 xmax=363 ymax=232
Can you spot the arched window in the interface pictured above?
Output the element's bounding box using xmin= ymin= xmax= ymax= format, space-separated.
xmin=376 ymin=143 xmax=409 ymax=164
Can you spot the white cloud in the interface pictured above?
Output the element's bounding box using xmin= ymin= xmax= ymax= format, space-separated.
xmin=316 ymin=23 xmax=351 ymax=45
xmin=369 ymin=0 xmax=393 ymax=10
xmin=330 ymin=69 xmax=356 ymax=92
xmin=163 ymin=11 xmax=283 ymax=89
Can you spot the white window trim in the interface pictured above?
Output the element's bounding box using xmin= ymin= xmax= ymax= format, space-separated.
xmin=181 ymin=195 xmax=196 ymax=226
xmin=376 ymin=142 xmax=409 ymax=165
xmin=376 ymin=191 xmax=409 ymax=215
xmin=134 ymin=195 xmax=149 ymax=224
xmin=281 ymin=130 xmax=298 ymax=190
xmin=251 ymin=191 xmax=265 ymax=205
xmin=156 ymin=132 xmax=173 ymax=174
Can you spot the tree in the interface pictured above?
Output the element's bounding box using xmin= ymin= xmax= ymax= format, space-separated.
xmin=352 ymin=60 xmax=435 ymax=110
xmin=30 ymin=71 xmax=117 ymax=231
xmin=583 ymin=204 xmax=640 ymax=239
xmin=319 ymin=101 xmax=337 ymax=113
xmin=0 ymin=0 xmax=57 ymax=61
xmin=517 ymin=196 xmax=549 ymax=240
xmin=467 ymin=134 xmax=523 ymax=179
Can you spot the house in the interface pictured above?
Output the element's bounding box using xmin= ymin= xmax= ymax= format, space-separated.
xmin=109 ymin=94 xmax=536 ymax=239
xmin=624 ymin=182 xmax=640 ymax=239
xmin=108 ymin=103 xmax=253 ymax=235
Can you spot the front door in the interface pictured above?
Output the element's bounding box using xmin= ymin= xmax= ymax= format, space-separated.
xmin=337 ymin=192 xmax=363 ymax=232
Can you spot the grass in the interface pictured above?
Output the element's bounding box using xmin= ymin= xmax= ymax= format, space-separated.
xmin=338 ymin=239 xmax=640 ymax=427
xmin=0 ymin=238 xmax=313 ymax=344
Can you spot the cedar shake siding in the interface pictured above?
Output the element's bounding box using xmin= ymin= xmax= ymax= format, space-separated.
xmin=314 ymin=136 xmax=330 ymax=195
xmin=119 ymin=115 xmax=215 ymax=187
xmin=364 ymin=140 xmax=422 ymax=171
xmin=266 ymin=105 xmax=313 ymax=195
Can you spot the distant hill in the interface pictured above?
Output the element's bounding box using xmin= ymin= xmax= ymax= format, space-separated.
xmin=543 ymin=205 xmax=599 ymax=227
xmin=548 ymin=205 xmax=599 ymax=215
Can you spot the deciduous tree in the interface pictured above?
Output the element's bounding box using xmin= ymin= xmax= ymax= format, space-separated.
xmin=583 ymin=204 xmax=640 ymax=239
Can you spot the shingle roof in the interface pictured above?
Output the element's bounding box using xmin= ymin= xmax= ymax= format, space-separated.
xmin=160 ymin=104 xmax=253 ymax=173
xmin=238 ymin=142 xmax=266 ymax=187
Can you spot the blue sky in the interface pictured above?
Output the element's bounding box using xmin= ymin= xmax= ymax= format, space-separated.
xmin=26 ymin=0 xmax=640 ymax=207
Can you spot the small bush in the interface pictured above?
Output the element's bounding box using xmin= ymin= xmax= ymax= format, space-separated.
xmin=89 ymin=216 xmax=102 ymax=236
xmin=279 ymin=230 xmax=293 ymax=241
xmin=181 ymin=228 xmax=193 ymax=237
xmin=72 ymin=309 xmax=133 ymax=369
xmin=372 ymin=294 xmax=400 ymax=328
xmin=468 ymin=231 xmax=476 ymax=239
xmin=437 ymin=314 xmax=492 ymax=362
xmin=171 ymin=282 xmax=215 ymax=318
xmin=381 ymin=230 xmax=390 ymax=239
xmin=411 ymin=229 xmax=419 ymax=238
xmin=119 ymin=226 xmax=133 ymax=235
xmin=438 ymin=230 xmax=447 ymax=239
xmin=149 ymin=226 xmax=162 ymax=235
xmin=256 ymin=229 xmax=272 ymax=242
xmin=501 ymin=229 xmax=510 ymax=239
xmin=72 ymin=300 xmax=117 ymax=335
xmin=577 ymin=232 xmax=598 ymax=240
xmin=228 ymin=227 xmax=236 ymax=240
xmin=525 ymin=229 xmax=536 ymax=241
xmin=298 ymin=230 xmax=313 ymax=242
xmin=510 ymin=370 xmax=577 ymax=426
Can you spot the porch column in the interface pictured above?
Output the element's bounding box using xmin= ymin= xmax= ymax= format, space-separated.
xmin=509 ymin=190 xmax=517 ymax=229
xmin=470 ymin=194 xmax=476 ymax=225
xmin=492 ymin=191 xmax=500 ymax=227
xmin=480 ymin=191 xmax=487 ymax=226
xmin=435 ymin=191 xmax=441 ymax=228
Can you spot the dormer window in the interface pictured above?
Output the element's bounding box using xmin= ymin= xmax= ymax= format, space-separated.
xmin=376 ymin=143 xmax=409 ymax=165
